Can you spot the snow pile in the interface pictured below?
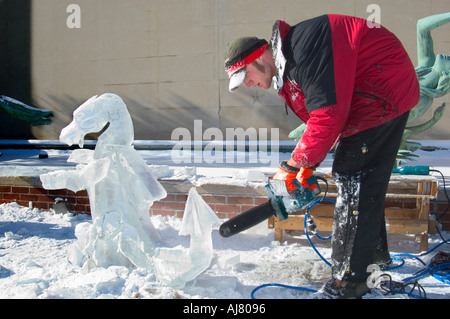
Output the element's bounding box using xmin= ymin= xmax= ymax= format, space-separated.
xmin=0 ymin=202 xmax=449 ymax=299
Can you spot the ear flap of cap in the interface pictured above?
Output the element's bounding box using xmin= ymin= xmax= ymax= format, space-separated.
xmin=228 ymin=68 xmax=246 ymax=92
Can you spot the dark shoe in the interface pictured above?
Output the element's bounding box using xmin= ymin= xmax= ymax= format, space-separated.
xmin=316 ymin=279 xmax=343 ymax=299
xmin=340 ymin=280 xmax=371 ymax=299
xmin=314 ymin=279 xmax=370 ymax=299
xmin=373 ymin=250 xmax=392 ymax=270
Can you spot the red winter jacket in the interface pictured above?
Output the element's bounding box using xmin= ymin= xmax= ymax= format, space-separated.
xmin=273 ymin=15 xmax=420 ymax=168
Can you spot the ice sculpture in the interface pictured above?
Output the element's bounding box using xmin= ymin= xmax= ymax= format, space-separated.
xmin=40 ymin=93 xmax=219 ymax=288
xmin=153 ymin=188 xmax=220 ymax=289
xmin=40 ymin=94 xmax=167 ymax=269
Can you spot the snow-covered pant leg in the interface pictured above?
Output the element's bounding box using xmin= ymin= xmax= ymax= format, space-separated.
xmin=330 ymin=111 xmax=409 ymax=282
xmin=330 ymin=172 xmax=361 ymax=280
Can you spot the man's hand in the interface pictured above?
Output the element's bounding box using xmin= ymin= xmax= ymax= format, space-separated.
xmin=273 ymin=161 xmax=300 ymax=191
xmin=273 ymin=161 xmax=318 ymax=191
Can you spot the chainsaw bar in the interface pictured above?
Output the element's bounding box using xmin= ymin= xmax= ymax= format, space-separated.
xmin=219 ymin=201 xmax=275 ymax=238
xmin=219 ymin=177 xmax=322 ymax=238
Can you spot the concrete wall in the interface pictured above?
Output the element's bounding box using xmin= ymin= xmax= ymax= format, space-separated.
xmin=16 ymin=0 xmax=450 ymax=140
xmin=0 ymin=0 xmax=34 ymax=139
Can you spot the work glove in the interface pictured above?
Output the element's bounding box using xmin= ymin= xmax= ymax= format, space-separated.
xmin=288 ymin=123 xmax=307 ymax=142
xmin=297 ymin=166 xmax=318 ymax=191
xmin=273 ymin=162 xmax=318 ymax=191
xmin=272 ymin=161 xmax=299 ymax=191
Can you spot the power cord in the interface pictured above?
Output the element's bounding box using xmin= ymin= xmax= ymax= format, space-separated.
xmin=251 ymin=175 xmax=450 ymax=299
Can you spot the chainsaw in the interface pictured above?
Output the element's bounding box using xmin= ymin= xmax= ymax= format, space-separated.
xmin=219 ymin=175 xmax=322 ymax=238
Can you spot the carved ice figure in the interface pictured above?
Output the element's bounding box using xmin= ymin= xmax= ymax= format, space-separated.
xmin=40 ymin=93 xmax=167 ymax=269
xmin=40 ymin=93 xmax=219 ymax=288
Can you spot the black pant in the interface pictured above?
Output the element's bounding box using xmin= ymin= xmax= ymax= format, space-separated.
xmin=330 ymin=111 xmax=409 ymax=282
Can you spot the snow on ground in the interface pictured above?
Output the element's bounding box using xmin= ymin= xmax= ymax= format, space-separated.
xmin=0 ymin=201 xmax=448 ymax=300
xmin=0 ymin=140 xmax=449 ymax=300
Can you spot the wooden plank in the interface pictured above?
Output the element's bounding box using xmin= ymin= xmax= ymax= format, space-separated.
xmin=274 ymin=215 xmax=333 ymax=232
xmin=318 ymin=176 xmax=438 ymax=197
xmin=273 ymin=215 xmax=428 ymax=234
xmin=274 ymin=228 xmax=283 ymax=241
xmin=280 ymin=206 xmax=423 ymax=220
xmin=428 ymin=220 xmax=437 ymax=234
xmin=385 ymin=208 xmax=421 ymax=220
xmin=322 ymin=193 xmax=436 ymax=200
xmin=316 ymin=172 xmax=439 ymax=182
xmin=308 ymin=205 xmax=334 ymax=217
xmin=419 ymin=233 xmax=429 ymax=252
xmin=386 ymin=219 xmax=428 ymax=234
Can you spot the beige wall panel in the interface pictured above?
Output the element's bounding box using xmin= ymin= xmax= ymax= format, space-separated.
xmin=282 ymin=0 xmax=357 ymax=21
xmin=25 ymin=0 xmax=449 ymax=141
xmin=101 ymin=58 xmax=158 ymax=86
xmin=159 ymin=54 xmax=217 ymax=83
xmin=159 ymin=81 xmax=219 ymax=109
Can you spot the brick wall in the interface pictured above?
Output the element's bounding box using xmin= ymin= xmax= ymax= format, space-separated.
xmin=149 ymin=193 xmax=268 ymax=220
xmin=0 ymin=176 xmax=449 ymax=231
xmin=0 ymin=185 xmax=270 ymax=220
xmin=0 ymin=184 xmax=268 ymax=219
xmin=0 ymin=183 xmax=90 ymax=213
xmin=431 ymin=201 xmax=450 ymax=232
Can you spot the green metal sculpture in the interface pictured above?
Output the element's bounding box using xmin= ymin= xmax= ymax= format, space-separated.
xmin=398 ymin=12 xmax=450 ymax=159
xmin=0 ymin=95 xmax=53 ymax=126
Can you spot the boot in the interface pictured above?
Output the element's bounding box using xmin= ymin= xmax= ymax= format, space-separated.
xmin=373 ymin=249 xmax=393 ymax=270
xmin=314 ymin=278 xmax=371 ymax=299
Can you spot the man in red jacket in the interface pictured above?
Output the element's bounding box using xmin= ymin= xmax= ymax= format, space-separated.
xmin=225 ymin=14 xmax=420 ymax=298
